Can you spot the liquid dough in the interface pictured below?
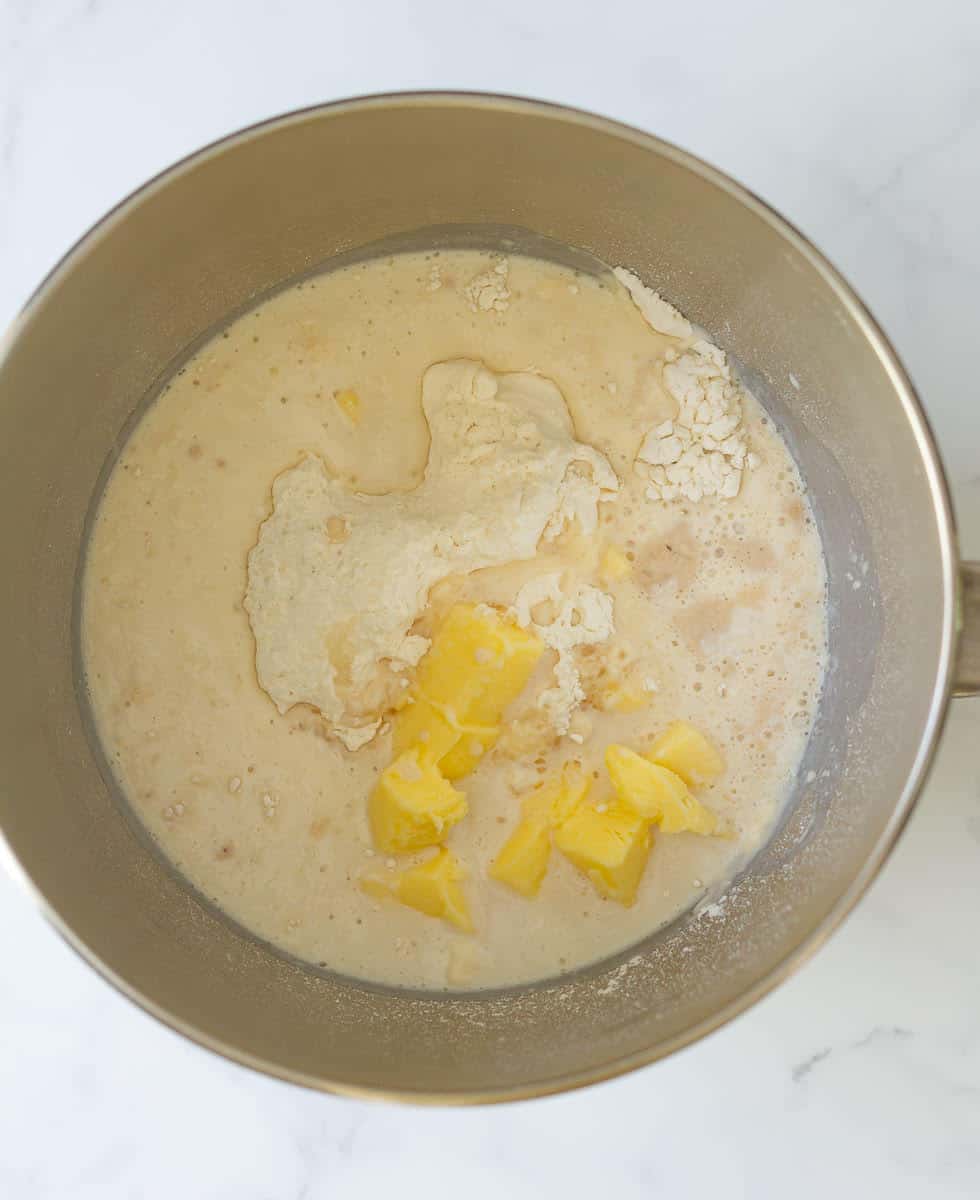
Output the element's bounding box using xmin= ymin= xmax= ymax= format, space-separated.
xmin=82 ymin=250 xmax=826 ymax=990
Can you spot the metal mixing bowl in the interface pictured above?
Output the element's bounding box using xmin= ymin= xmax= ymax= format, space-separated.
xmin=1 ymin=94 xmax=977 ymax=1102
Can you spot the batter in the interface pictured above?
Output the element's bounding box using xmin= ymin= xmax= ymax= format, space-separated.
xmin=82 ymin=249 xmax=826 ymax=989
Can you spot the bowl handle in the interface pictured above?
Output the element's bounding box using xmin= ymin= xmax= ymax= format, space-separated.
xmin=955 ymin=562 xmax=980 ymax=697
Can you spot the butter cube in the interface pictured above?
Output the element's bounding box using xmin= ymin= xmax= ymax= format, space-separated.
xmin=554 ymin=801 xmax=651 ymax=906
xmin=416 ymin=603 xmax=542 ymax=722
xmin=646 ymin=720 xmax=724 ymax=787
xmin=393 ymin=604 xmax=542 ymax=778
xmin=600 ymin=545 xmax=632 ymax=582
xmin=368 ymin=748 xmax=467 ymax=854
xmin=489 ymin=768 xmax=589 ymax=898
xmin=438 ymin=722 xmax=500 ymax=780
xmin=363 ymin=847 xmax=473 ymax=931
xmin=394 ymin=694 xmax=472 ymax=764
xmin=489 ymin=816 xmax=551 ymax=897
xmin=522 ymin=765 xmax=590 ymax=826
xmin=606 ymin=743 xmax=716 ymax=835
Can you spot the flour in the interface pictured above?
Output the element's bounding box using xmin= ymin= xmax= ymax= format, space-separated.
xmin=615 ymin=268 xmax=758 ymax=503
xmin=613 ymin=267 xmax=692 ymax=338
xmin=463 ymin=258 xmax=511 ymax=313
xmin=635 ymin=340 xmax=759 ymax=502
xmin=512 ymin=573 xmax=615 ymax=734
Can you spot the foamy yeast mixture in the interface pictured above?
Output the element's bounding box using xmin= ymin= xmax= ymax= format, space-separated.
xmin=82 ymin=249 xmax=826 ymax=990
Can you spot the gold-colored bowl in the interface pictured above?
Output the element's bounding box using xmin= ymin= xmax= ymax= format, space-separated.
xmin=0 ymin=94 xmax=973 ymax=1103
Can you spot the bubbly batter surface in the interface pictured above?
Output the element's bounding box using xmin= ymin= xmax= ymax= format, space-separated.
xmin=82 ymin=249 xmax=826 ymax=989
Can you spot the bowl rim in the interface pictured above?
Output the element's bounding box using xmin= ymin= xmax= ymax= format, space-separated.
xmin=0 ymin=90 xmax=961 ymax=1104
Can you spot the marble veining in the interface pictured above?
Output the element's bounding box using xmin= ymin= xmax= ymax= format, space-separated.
xmin=1 ymin=1 xmax=979 ymax=1197
xmin=791 ymin=1026 xmax=914 ymax=1084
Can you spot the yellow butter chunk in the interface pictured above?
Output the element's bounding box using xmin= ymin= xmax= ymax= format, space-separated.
xmin=521 ymin=765 xmax=590 ymax=826
xmin=368 ymin=748 xmax=467 ymax=854
xmin=490 ymin=767 xmax=589 ymax=899
xmin=489 ymin=816 xmax=551 ymax=897
xmin=394 ymin=694 xmax=475 ymax=765
xmin=606 ymin=744 xmax=716 ymax=835
xmin=600 ymin=545 xmax=632 ymax=582
xmin=393 ymin=604 xmax=543 ymax=777
xmin=334 ymin=388 xmax=361 ymax=425
xmin=363 ymin=847 xmax=473 ymax=932
xmin=646 ymin=720 xmax=724 ymax=788
xmin=438 ymin=722 xmax=500 ymax=780
xmin=554 ymin=801 xmax=652 ymax=906
xmin=414 ymin=603 xmax=543 ymax=722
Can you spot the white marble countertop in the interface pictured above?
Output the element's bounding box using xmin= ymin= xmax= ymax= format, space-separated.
xmin=2 ymin=2 xmax=979 ymax=1196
